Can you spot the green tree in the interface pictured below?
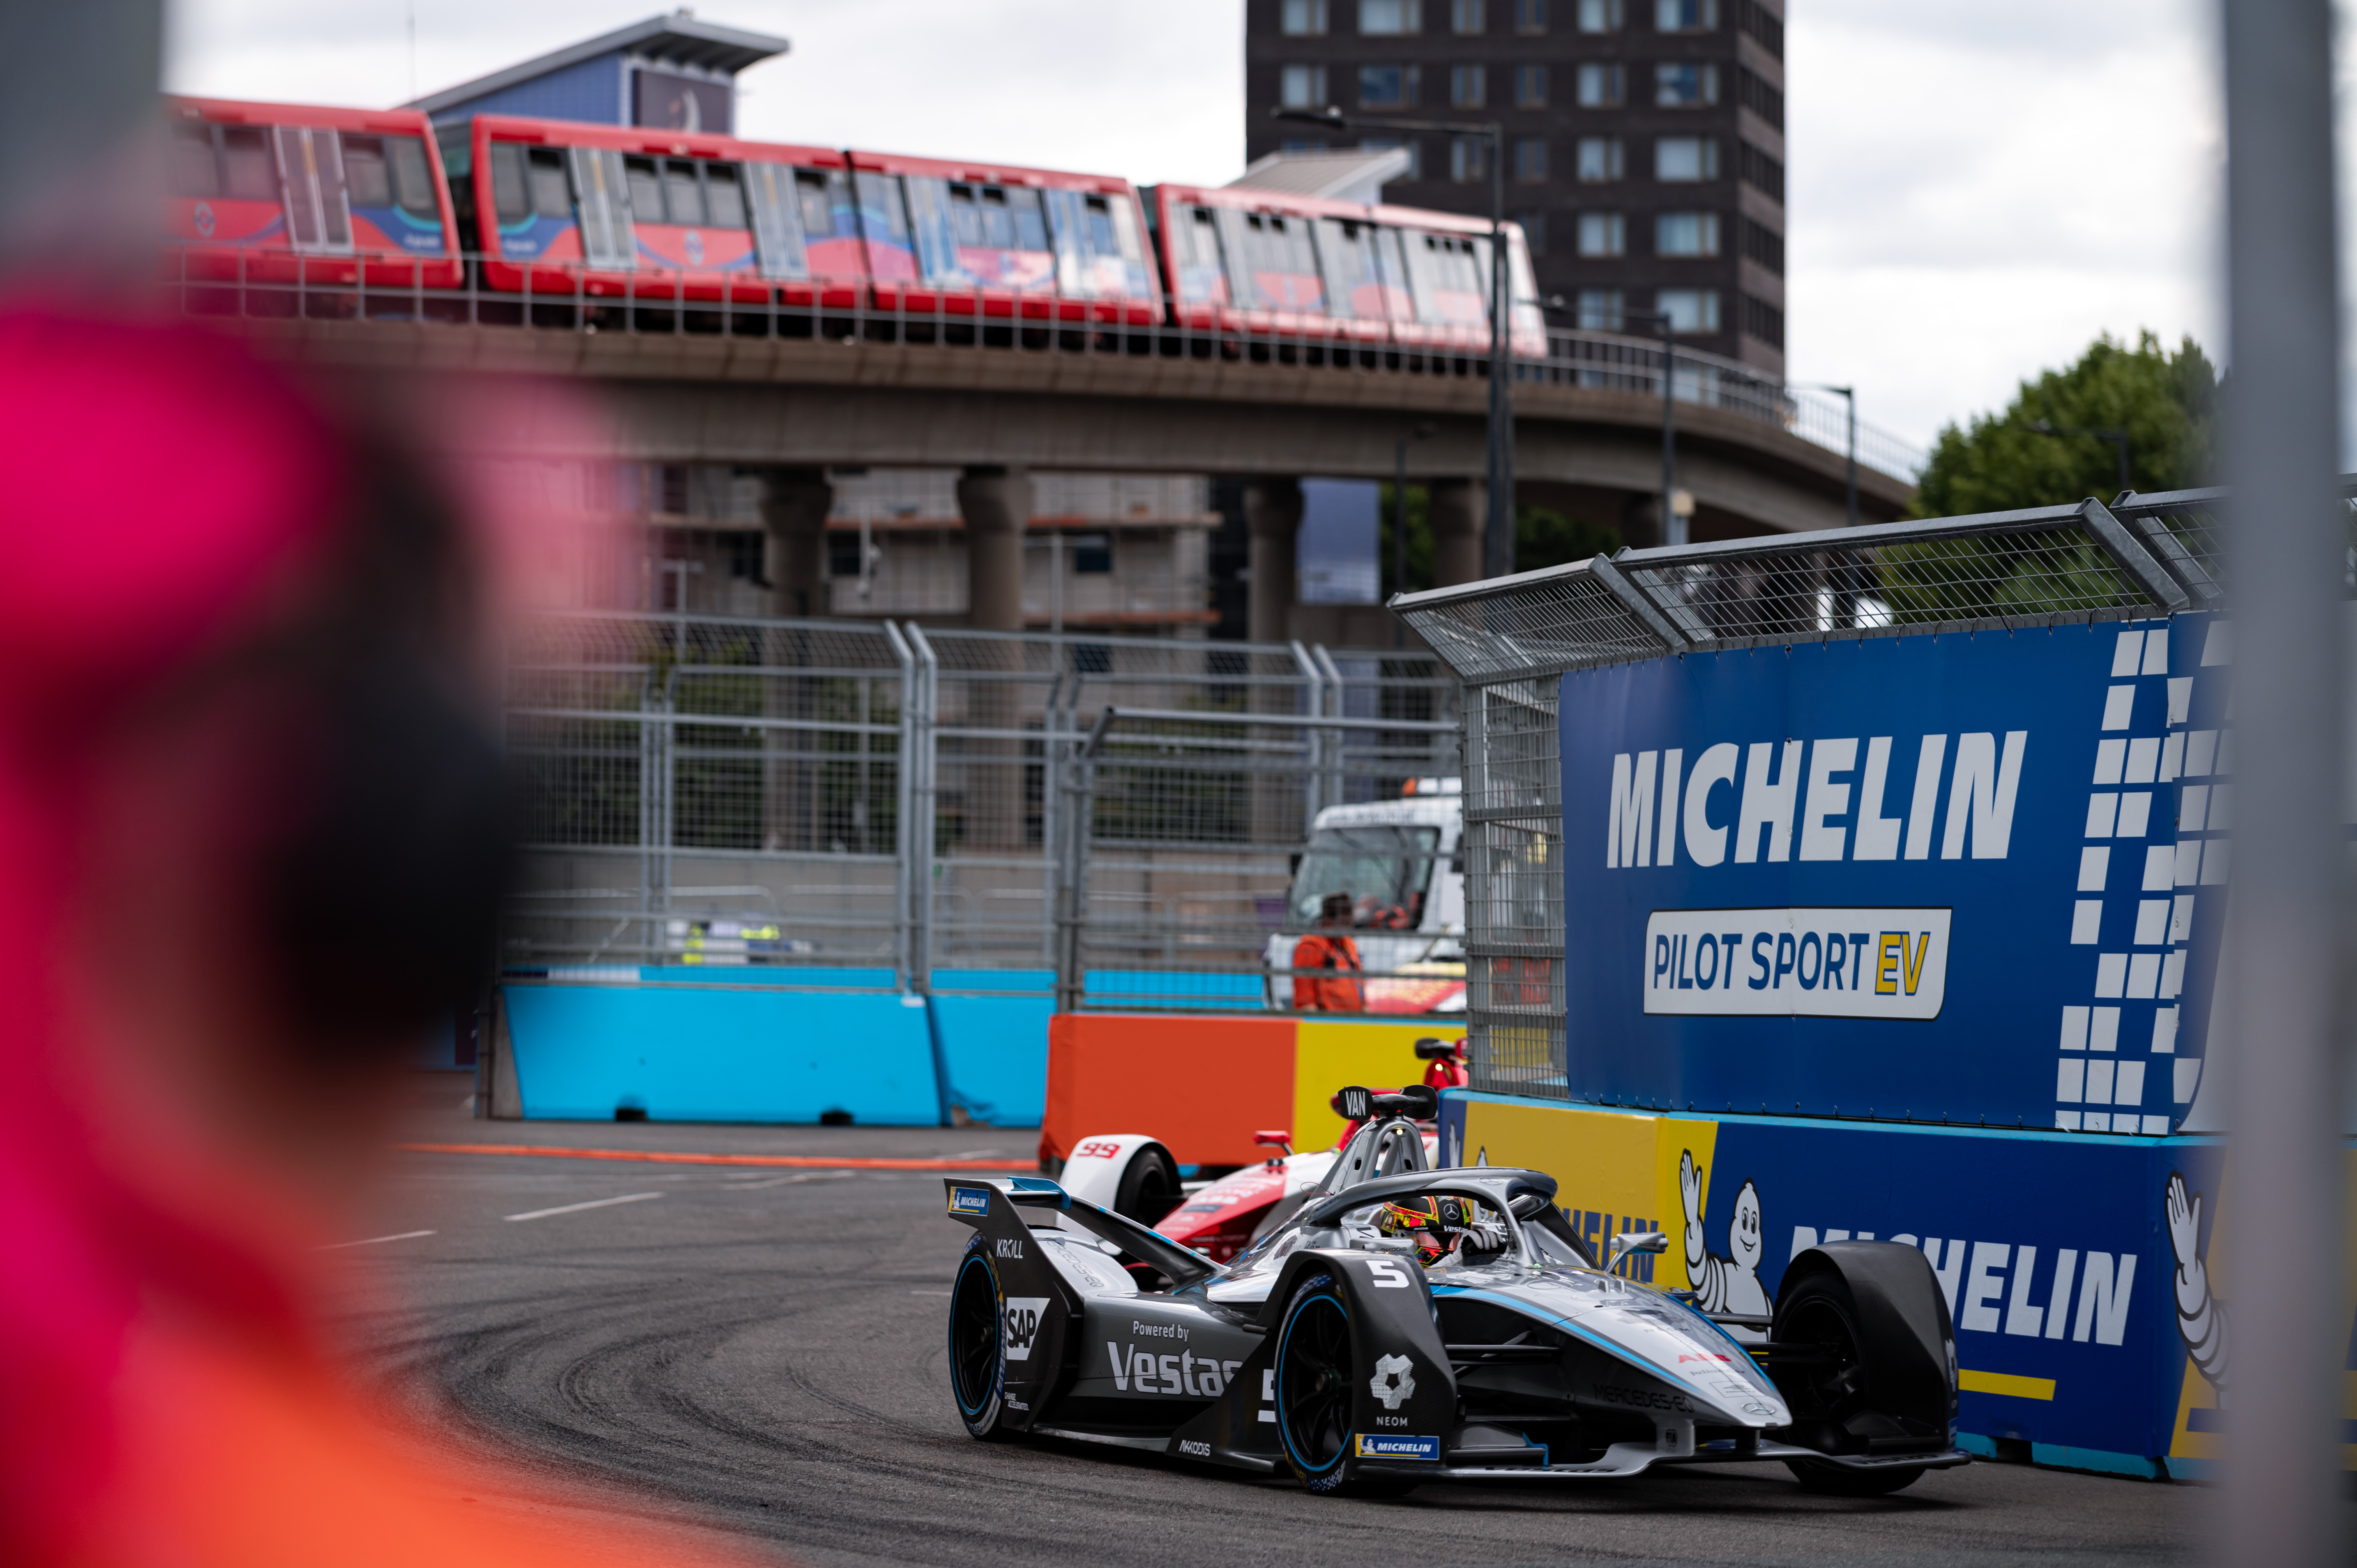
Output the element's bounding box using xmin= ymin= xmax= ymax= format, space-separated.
xmin=1911 ymin=330 xmax=2219 ymax=519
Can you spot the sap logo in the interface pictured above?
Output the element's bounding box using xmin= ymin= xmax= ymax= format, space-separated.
xmin=995 ymin=1238 xmax=1024 ymax=1259
xmin=948 ymin=1186 xmax=992 ymax=1216
xmin=1365 ymin=1259 xmax=1412 ymax=1290
xmin=1593 ymin=1382 xmax=1691 ymax=1413
xmin=1352 ymin=1433 xmax=1439 ymax=1462
xmin=1605 ymin=734 xmax=2028 ymax=871
xmin=1369 ymin=1353 xmax=1416 ymax=1409
xmin=1003 ymin=1395 xmax=1029 ymax=1411
xmin=1177 ymin=1439 xmax=1212 ymax=1458
xmin=1002 ymin=1298 xmax=1049 ymax=1362
xmin=1105 ymin=1343 xmax=1242 ymax=1396
xmin=1258 ymin=1367 xmax=1277 ymax=1424
xmin=1073 ymin=1140 xmax=1124 ymax=1159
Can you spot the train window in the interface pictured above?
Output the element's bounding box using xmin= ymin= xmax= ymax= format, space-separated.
xmin=220 ymin=127 xmax=275 ymax=201
xmin=1008 ymin=189 xmax=1049 ymax=252
xmin=171 ymin=124 xmax=221 ymax=198
xmin=489 ymin=144 xmax=531 ymax=224
xmin=704 ymin=163 xmax=746 ymax=229
xmin=794 ymin=170 xmax=838 ymax=240
xmin=947 ymin=185 xmax=983 ymax=247
xmin=624 ymin=157 xmax=664 ymax=223
xmin=1171 ymin=207 xmax=1227 ymax=305
xmin=343 ymin=137 xmax=393 ymax=209
xmin=387 ymin=137 xmax=438 ymax=221
xmin=527 ymin=150 xmax=571 ymax=220
xmin=661 ymin=159 xmax=705 ymax=226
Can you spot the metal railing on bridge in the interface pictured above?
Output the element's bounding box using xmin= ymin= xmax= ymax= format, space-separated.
xmin=163 ymin=246 xmax=1922 ymax=483
xmin=1387 ymin=485 xmax=2298 ymax=1100
xmin=502 ymin=613 xmax=1463 ymax=1012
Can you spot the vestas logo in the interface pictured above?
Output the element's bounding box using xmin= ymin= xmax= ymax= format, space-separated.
xmin=1606 ymin=733 xmax=2029 ymax=871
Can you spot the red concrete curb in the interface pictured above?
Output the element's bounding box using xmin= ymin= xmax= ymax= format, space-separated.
xmin=394 ymin=1141 xmax=1033 ymax=1171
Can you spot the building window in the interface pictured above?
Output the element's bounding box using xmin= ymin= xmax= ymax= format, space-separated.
xmin=1577 ymin=287 xmax=1625 ymax=329
xmin=1576 ymin=136 xmax=1624 ymax=181
xmin=1737 ymin=0 xmax=1782 ymax=58
xmin=1654 ymin=136 xmax=1718 ymax=181
xmin=1362 ymin=136 xmax=1423 ymax=179
xmin=1576 ymin=0 xmax=1623 ymax=28
xmin=1738 ymin=65 xmax=1785 ymax=130
xmin=1514 ymin=63 xmax=1548 ymax=106
xmin=828 ymin=532 xmax=864 ymax=577
xmin=1282 ymin=0 xmax=1330 ymax=33
xmin=1576 ymin=63 xmax=1625 ymax=106
xmin=1451 ymin=0 xmax=1487 ymax=31
xmin=1360 ymin=0 xmax=1423 ymax=34
xmin=1741 ymin=214 xmax=1784 ymax=275
xmin=1514 ymin=0 xmax=1549 ymax=32
xmin=1577 ymin=211 xmax=1625 ymax=256
xmin=1655 ymin=0 xmax=1717 ymax=30
xmin=1451 ymin=64 xmax=1487 ymax=107
xmin=1655 ymin=210 xmax=1721 ymax=255
xmin=1359 ymin=63 xmax=1421 ymax=106
xmin=1657 ymin=287 xmax=1721 ymax=333
xmin=1451 ymin=135 xmax=1489 ymax=181
xmin=1281 ymin=64 xmax=1329 ymax=109
xmin=1513 ymin=138 xmax=1549 ymax=181
xmin=1656 ymin=62 xmax=1719 ymax=106
xmin=1514 ymin=210 xmax=1548 ymax=254
xmin=1741 ymin=293 xmax=1783 ymax=350
xmin=1738 ymin=139 xmax=1785 ymax=201
xmin=1071 ymin=533 xmax=1113 ymax=573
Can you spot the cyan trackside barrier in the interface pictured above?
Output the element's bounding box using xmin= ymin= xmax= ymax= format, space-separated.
xmin=501 ymin=982 xmax=941 ymax=1124
xmin=927 ymin=969 xmax=1055 ymax=1127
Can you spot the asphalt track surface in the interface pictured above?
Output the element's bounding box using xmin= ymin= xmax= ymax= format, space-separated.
xmin=337 ymin=1098 xmax=2226 ymax=1568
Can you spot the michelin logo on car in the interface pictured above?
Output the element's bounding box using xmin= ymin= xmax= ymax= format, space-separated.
xmin=1352 ymin=1434 xmax=1439 ymax=1461
xmin=948 ymin=1185 xmax=992 ymax=1217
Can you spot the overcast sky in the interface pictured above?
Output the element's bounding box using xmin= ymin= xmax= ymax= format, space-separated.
xmin=165 ymin=0 xmax=2248 ymax=456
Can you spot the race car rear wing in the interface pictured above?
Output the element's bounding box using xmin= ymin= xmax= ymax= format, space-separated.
xmin=943 ymin=1176 xmax=1217 ymax=1288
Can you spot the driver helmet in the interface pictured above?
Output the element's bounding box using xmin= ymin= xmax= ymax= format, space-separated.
xmin=1375 ymin=1195 xmax=1481 ymax=1268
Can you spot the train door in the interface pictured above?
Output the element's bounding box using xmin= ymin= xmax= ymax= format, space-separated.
xmin=743 ymin=161 xmax=808 ymax=280
xmin=1213 ymin=208 xmax=1325 ymax=331
xmin=853 ymin=170 xmax=918 ymax=290
xmin=1401 ymin=230 xmax=1488 ymax=346
xmin=1311 ymin=217 xmax=1394 ymax=343
xmin=1044 ymin=189 xmax=1152 ymax=320
xmin=569 ymin=147 xmax=635 ymax=273
xmin=1165 ymin=204 xmax=1231 ymax=324
xmin=271 ymin=126 xmax=352 ymax=257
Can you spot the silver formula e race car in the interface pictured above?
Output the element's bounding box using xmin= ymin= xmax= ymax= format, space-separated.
xmin=943 ymin=1086 xmax=1967 ymax=1497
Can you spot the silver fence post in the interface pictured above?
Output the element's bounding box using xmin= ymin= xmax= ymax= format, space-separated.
xmin=2217 ymin=1 xmax=2350 ymax=1563
xmin=1289 ymin=640 xmax=1327 ymax=824
xmin=904 ymin=624 xmax=941 ymax=991
xmin=1460 ymin=676 xmax=1490 ymax=1086
xmin=883 ymin=621 xmax=920 ymax=992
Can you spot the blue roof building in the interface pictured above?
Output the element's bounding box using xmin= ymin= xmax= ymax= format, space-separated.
xmin=406 ymin=9 xmax=788 ymax=134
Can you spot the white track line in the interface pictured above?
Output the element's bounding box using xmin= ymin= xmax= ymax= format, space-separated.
xmin=721 ymin=1170 xmax=856 ymax=1190
xmin=504 ymin=1192 xmax=664 ymax=1222
xmin=320 ymin=1229 xmax=436 ymax=1250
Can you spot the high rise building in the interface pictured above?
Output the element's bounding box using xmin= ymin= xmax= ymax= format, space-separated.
xmin=1243 ymin=0 xmax=1786 ymax=376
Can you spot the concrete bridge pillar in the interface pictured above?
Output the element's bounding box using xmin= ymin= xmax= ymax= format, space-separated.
xmin=760 ymin=467 xmax=833 ymax=620
xmin=956 ymin=466 xmax=1034 ymax=856
xmin=958 ymin=466 xmax=1033 ymax=632
xmin=1430 ymin=477 xmax=1488 ymax=587
xmin=1244 ymin=478 xmax=1304 ymax=645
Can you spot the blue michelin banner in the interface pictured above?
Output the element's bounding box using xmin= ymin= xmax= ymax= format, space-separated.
xmin=1559 ymin=615 xmax=2231 ymax=1132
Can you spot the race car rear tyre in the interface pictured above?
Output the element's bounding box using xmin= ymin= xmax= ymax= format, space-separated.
xmin=1275 ymin=1273 xmax=1417 ymax=1499
xmin=947 ymin=1245 xmax=1019 ymax=1441
xmin=1785 ymin=1459 xmax=1926 ymax=1496
xmin=1113 ymin=1144 xmax=1182 ymax=1226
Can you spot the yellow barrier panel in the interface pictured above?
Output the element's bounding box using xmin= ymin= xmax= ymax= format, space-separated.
xmin=1290 ymin=1019 xmax=1465 ymax=1155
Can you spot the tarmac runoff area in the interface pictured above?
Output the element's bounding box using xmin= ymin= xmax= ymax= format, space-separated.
xmin=330 ymin=1098 xmax=2232 ymax=1568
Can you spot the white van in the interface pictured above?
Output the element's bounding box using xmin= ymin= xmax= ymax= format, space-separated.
xmin=1263 ymin=777 xmax=1465 ymax=1012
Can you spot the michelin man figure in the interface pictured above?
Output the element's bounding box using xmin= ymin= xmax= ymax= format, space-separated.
xmin=1679 ymin=1149 xmax=1770 ymax=1317
xmin=2166 ymin=1171 xmax=2229 ymax=1398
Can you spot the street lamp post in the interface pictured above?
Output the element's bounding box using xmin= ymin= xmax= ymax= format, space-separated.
xmin=1564 ymin=300 xmax=1682 ymax=546
xmin=1790 ymin=382 xmax=1859 ymax=530
xmin=1274 ymin=106 xmax=1513 ymax=577
xmin=1790 ymin=381 xmax=1861 ymax=627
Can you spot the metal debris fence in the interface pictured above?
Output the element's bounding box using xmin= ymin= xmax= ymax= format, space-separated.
xmin=503 ymin=614 xmax=1460 ymax=1009
xmin=1390 ymin=486 xmax=2281 ymax=1099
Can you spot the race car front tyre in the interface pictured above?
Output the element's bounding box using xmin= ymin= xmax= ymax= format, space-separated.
xmin=1275 ymin=1273 xmax=1417 ymax=1499
xmin=1113 ymin=1144 xmax=1181 ymax=1226
xmin=947 ymin=1245 xmax=1019 ymax=1441
xmin=1785 ymin=1459 xmax=1926 ymax=1495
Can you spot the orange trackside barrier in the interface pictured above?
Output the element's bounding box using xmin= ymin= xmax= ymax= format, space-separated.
xmin=1040 ymin=1013 xmax=1468 ymax=1170
xmin=1043 ymin=1013 xmax=1294 ymax=1169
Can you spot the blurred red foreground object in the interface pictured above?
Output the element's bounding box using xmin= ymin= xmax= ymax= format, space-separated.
xmin=0 ymin=307 xmax=760 ymax=1566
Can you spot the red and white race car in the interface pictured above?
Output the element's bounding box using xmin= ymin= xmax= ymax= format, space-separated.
xmin=1054 ymin=1038 xmax=1469 ymax=1261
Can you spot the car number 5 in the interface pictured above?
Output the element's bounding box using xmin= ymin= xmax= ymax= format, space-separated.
xmin=1366 ymin=1258 xmax=1410 ymax=1289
